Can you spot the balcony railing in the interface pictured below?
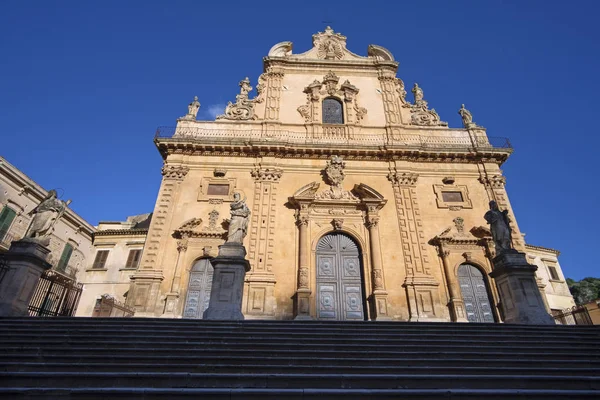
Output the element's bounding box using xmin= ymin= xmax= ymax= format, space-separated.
xmin=155 ymin=126 xmax=512 ymax=152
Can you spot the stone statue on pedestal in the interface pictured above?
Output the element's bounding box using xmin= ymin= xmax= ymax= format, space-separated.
xmin=484 ymin=200 xmax=513 ymax=254
xmin=182 ymin=96 xmax=200 ymax=120
xmin=458 ymin=104 xmax=473 ymax=127
xmin=226 ymin=193 xmax=250 ymax=244
xmin=24 ymin=190 xmax=67 ymax=245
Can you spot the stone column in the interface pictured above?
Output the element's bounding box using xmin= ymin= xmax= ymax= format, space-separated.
xmin=294 ymin=214 xmax=312 ymax=320
xmin=439 ymin=245 xmax=468 ymax=322
xmin=489 ymin=251 xmax=554 ymax=325
xmin=203 ymin=243 xmax=250 ymax=320
xmin=365 ymin=215 xmax=391 ymax=320
xmin=0 ymin=240 xmax=52 ymax=317
xmin=162 ymin=238 xmax=187 ymax=318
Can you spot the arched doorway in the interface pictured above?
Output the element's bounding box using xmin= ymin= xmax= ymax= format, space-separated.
xmin=316 ymin=232 xmax=366 ymax=320
xmin=182 ymin=258 xmax=213 ymax=319
xmin=458 ymin=263 xmax=495 ymax=323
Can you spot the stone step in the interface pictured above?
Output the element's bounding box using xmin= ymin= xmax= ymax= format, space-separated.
xmin=2 ymin=335 xmax=596 ymax=349
xmin=3 ymin=362 xmax=598 ymax=377
xmin=2 ymin=339 xmax=597 ymax=354
xmin=3 ymin=345 xmax=597 ymax=360
xmin=1 ymin=329 xmax=597 ymax=342
xmin=4 ymin=353 xmax=600 ymax=367
xmin=1 ymin=371 xmax=599 ymax=390
xmin=1 ymin=387 xmax=599 ymax=400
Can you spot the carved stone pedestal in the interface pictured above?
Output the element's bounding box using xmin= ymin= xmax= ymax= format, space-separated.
xmin=370 ymin=290 xmax=392 ymax=321
xmin=203 ymin=243 xmax=250 ymax=320
xmin=489 ymin=251 xmax=554 ymax=325
xmin=162 ymin=292 xmax=180 ymax=318
xmin=0 ymin=240 xmax=52 ymax=317
xmin=294 ymin=288 xmax=313 ymax=320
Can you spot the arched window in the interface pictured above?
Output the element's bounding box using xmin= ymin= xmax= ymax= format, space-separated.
xmin=322 ymin=97 xmax=344 ymax=124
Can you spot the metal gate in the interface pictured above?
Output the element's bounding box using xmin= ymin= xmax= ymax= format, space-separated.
xmin=316 ymin=232 xmax=365 ymax=321
xmin=183 ymin=258 xmax=213 ymax=319
xmin=28 ymin=270 xmax=83 ymax=317
xmin=458 ymin=264 xmax=495 ymax=323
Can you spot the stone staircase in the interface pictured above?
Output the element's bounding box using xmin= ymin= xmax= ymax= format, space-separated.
xmin=0 ymin=317 xmax=599 ymax=399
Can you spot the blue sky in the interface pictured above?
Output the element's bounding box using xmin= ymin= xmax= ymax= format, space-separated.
xmin=1 ymin=1 xmax=599 ymax=280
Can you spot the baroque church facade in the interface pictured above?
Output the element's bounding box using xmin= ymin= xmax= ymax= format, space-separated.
xmin=120 ymin=27 xmax=574 ymax=322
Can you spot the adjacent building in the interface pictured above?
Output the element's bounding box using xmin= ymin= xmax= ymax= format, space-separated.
xmin=0 ymin=156 xmax=94 ymax=279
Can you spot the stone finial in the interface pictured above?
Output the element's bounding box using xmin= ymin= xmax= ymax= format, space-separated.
xmin=217 ymin=77 xmax=259 ymax=121
xmin=409 ymin=83 xmax=447 ymax=127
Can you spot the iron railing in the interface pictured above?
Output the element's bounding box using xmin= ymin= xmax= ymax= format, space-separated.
xmin=92 ymin=294 xmax=135 ymax=317
xmin=0 ymin=253 xmax=9 ymax=284
xmin=552 ymin=306 xmax=593 ymax=325
xmin=154 ymin=126 xmax=512 ymax=152
xmin=28 ymin=270 xmax=83 ymax=317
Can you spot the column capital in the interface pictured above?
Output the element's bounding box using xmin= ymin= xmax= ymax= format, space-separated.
xmin=161 ymin=164 xmax=189 ymax=180
xmin=387 ymin=170 xmax=419 ymax=187
xmin=251 ymin=167 xmax=283 ymax=182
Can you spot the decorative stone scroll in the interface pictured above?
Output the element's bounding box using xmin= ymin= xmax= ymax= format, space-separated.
xmin=297 ymin=72 xmax=367 ymax=125
xmin=316 ymin=156 xmax=358 ymax=200
xmin=217 ymin=77 xmax=262 ymax=121
xmin=409 ymin=83 xmax=447 ymax=127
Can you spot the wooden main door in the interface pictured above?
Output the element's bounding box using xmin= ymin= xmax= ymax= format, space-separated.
xmin=316 ymin=232 xmax=366 ymax=320
xmin=183 ymin=259 xmax=213 ymax=319
xmin=458 ymin=264 xmax=495 ymax=323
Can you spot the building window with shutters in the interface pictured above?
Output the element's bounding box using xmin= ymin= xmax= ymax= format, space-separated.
xmin=322 ymin=97 xmax=344 ymax=124
xmin=548 ymin=264 xmax=561 ymax=281
xmin=125 ymin=249 xmax=142 ymax=269
xmin=92 ymin=250 xmax=110 ymax=269
xmin=0 ymin=206 xmax=17 ymax=243
xmin=56 ymin=243 xmax=74 ymax=272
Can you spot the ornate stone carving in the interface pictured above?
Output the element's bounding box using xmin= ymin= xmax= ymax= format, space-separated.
xmin=366 ymin=215 xmax=380 ymax=228
xmin=409 ymin=83 xmax=447 ymax=126
xmin=315 ymin=27 xmax=346 ymax=60
xmin=296 ymin=215 xmax=309 ymax=227
xmin=387 ymin=171 xmax=419 ymax=187
xmin=458 ymin=104 xmax=481 ymax=129
xmin=208 ymin=199 xmax=224 ymax=205
xmin=297 ymin=74 xmax=367 ymax=124
xmin=462 ymin=252 xmax=472 ymax=261
xmin=217 ymin=77 xmax=260 ymax=121
xmin=373 ymin=269 xmax=384 ymax=290
xmin=181 ymin=96 xmax=200 ymax=120
xmin=453 ymin=217 xmax=465 ymax=234
xmin=298 ymin=267 xmax=309 ymax=288
xmin=161 ymin=165 xmax=189 ymax=180
xmin=213 ymin=168 xmax=227 ymax=177
xmin=179 ymin=218 xmax=202 ymax=230
xmin=251 ymin=167 xmax=283 ymax=182
xmin=176 ymin=238 xmax=188 ymax=253
xmin=316 ymin=156 xmax=358 ymax=200
xmin=202 ymin=246 xmax=213 ymax=257
xmin=479 ymin=175 xmax=506 ymax=189
xmin=332 ymin=218 xmax=344 ymax=230
xmin=208 ymin=209 xmax=219 ymax=231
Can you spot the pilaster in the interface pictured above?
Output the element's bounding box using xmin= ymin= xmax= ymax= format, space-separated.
xmin=388 ymin=169 xmax=444 ymax=321
xmin=126 ymin=163 xmax=188 ymax=315
xmin=365 ymin=214 xmax=390 ymax=320
xmin=243 ymin=166 xmax=283 ymax=319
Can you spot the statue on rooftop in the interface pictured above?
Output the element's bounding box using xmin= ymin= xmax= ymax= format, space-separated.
xmin=182 ymin=96 xmax=200 ymax=120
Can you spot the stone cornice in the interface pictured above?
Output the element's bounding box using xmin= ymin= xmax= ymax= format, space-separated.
xmin=155 ymin=138 xmax=511 ymax=165
xmin=93 ymin=229 xmax=148 ymax=238
xmin=525 ymin=243 xmax=561 ymax=256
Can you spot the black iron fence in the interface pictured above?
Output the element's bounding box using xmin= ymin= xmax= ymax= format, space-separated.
xmin=552 ymin=306 xmax=593 ymax=325
xmin=28 ymin=269 xmax=83 ymax=317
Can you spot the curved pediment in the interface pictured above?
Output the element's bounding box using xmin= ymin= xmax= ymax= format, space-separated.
xmin=292 ymin=181 xmax=320 ymax=198
xmin=268 ymin=41 xmax=293 ymax=57
xmin=353 ymin=183 xmax=385 ymax=201
xmin=367 ymin=44 xmax=395 ymax=61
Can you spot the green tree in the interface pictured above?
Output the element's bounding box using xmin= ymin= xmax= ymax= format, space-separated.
xmin=567 ymin=277 xmax=600 ymax=305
